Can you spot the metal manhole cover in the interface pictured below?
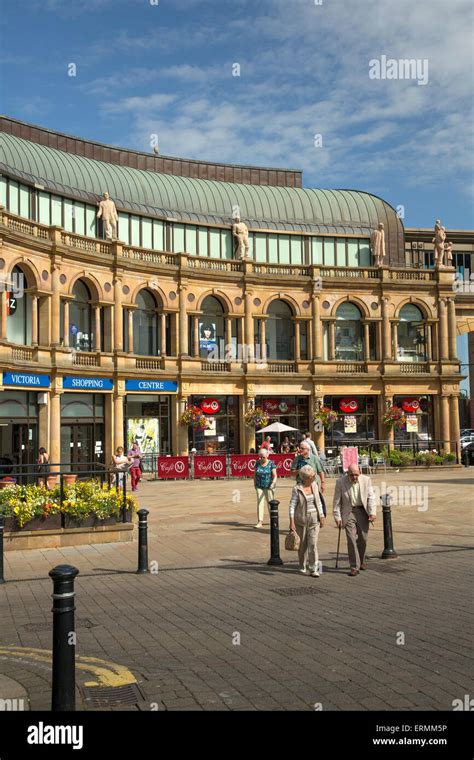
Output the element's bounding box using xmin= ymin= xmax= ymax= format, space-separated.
xmin=82 ymin=683 xmax=145 ymax=708
xmin=272 ymin=587 xmax=329 ymax=597
xmin=22 ymin=618 xmax=98 ymax=632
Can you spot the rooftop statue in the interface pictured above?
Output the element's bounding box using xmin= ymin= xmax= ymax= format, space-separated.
xmin=97 ymin=192 xmax=118 ymax=240
xmin=432 ymin=219 xmax=446 ymax=269
xmin=370 ymin=222 xmax=385 ymax=267
xmin=232 ymin=216 xmax=250 ymax=260
xmin=444 ymin=240 xmax=453 ymax=268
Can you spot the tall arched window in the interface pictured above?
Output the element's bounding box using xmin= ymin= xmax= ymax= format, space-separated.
xmin=70 ymin=280 xmax=92 ymax=351
xmin=134 ymin=289 xmax=160 ymax=356
xmin=199 ymin=296 xmax=224 ymax=358
xmin=266 ymin=300 xmax=294 ymax=360
xmin=398 ymin=305 xmax=426 ymax=362
xmin=6 ymin=265 xmax=32 ymax=345
xmin=335 ymin=302 xmax=363 ymax=361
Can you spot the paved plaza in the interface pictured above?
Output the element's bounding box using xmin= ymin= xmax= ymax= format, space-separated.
xmin=0 ymin=468 xmax=473 ymax=711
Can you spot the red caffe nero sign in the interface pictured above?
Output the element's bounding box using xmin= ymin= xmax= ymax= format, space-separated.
xmin=157 ymin=456 xmax=189 ymax=479
xmin=200 ymin=398 xmax=221 ymax=414
xmin=230 ymin=455 xmax=258 ymax=477
xmin=339 ymin=398 xmax=359 ymax=414
xmin=262 ymin=399 xmax=296 ymax=414
xmin=193 ymin=455 xmax=227 ymax=478
xmin=402 ymin=397 xmax=420 ymax=413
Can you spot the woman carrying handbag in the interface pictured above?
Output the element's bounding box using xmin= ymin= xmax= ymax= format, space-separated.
xmin=288 ymin=464 xmax=325 ymax=577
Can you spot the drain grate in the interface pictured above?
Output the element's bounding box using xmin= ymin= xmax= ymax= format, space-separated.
xmin=82 ymin=683 xmax=145 ymax=708
xmin=22 ymin=618 xmax=98 ymax=632
xmin=272 ymin=586 xmax=329 ymax=597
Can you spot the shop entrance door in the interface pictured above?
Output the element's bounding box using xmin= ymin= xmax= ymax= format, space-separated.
xmin=11 ymin=423 xmax=38 ymax=483
xmin=61 ymin=423 xmax=105 ymax=472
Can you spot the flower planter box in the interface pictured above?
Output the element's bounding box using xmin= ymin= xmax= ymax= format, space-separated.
xmin=63 ymin=515 xmax=123 ymax=529
xmin=10 ymin=514 xmax=63 ymax=532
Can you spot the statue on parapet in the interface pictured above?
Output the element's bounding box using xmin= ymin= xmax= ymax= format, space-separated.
xmin=444 ymin=241 xmax=454 ymax=268
xmin=97 ymin=192 xmax=118 ymax=240
xmin=370 ymin=222 xmax=385 ymax=266
xmin=232 ymin=215 xmax=250 ymax=260
xmin=432 ymin=219 xmax=446 ymax=269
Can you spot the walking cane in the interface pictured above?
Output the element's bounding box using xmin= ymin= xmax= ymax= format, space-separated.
xmin=335 ymin=524 xmax=342 ymax=569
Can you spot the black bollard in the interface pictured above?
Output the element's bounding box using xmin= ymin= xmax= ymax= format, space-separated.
xmin=137 ymin=508 xmax=150 ymax=574
xmin=49 ymin=564 xmax=79 ymax=711
xmin=267 ymin=499 xmax=284 ymax=566
xmin=0 ymin=514 xmax=5 ymax=584
xmin=380 ymin=495 xmax=398 ymax=559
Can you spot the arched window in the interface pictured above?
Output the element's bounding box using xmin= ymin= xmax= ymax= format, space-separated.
xmin=134 ymin=289 xmax=160 ymax=356
xmin=398 ymin=305 xmax=426 ymax=362
xmin=335 ymin=302 xmax=363 ymax=361
xmin=199 ymin=296 xmax=224 ymax=358
xmin=266 ymin=300 xmax=294 ymax=360
xmin=6 ymin=265 xmax=32 ymax=345
xmin=70 ymin=280 xmax=92 ymax=351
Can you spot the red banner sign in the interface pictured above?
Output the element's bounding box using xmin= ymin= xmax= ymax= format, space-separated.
xmin=262 ymin=399 xmax=296 ymax=414
xmin=157 ymin=456 xmax=189 ymax=479
xmin=339 ymin=397 xmax=359 ymax=413
xmin=230 ymin=455 xmax=258 ymax=478
xmin=270 ymin=453 xmax=296 ymax=477
xmin=193 ymin=455 xmax=227 ymax=478
xmin=402 ymin=397 xmax=420 ymax=413
xmin=200 ymin=398 xmax=221 ymax=414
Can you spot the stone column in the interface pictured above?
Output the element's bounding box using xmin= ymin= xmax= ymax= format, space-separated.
xmin=179 ymin=285 xmax=188 ymax=356
xmin=193 ymin=315 xmax=199 ymax=357
xmin=448 ymin=298 xmax=457 ymax=360
xmin=114 ymin=393 xmax=125 ymax=451
xmin=438 ymin=298 xmax=448 ymax=361
xmin=384 ymin=395 xmax=394 ymax=448
xmin=94 ymin=305 xmax=101 ymax=352
xmin=114 ymin=277 xmax=123 ymax=351
xmin=312 ymin=296 xmax=322 ymax=360
xmin=0 ymin=290 xmax=7 ymax=340
xmin=391 ymin=322 xmax=398 ymax=360
xmin=259 ymin=318 xmax=266 ymax=361
xmin=161 ymin=313 xmax=167 ymax=356
xmin=431 ymin=322 xmax=439 ymax=361
xmin=426 ymin=324 xmax=432 ymax=362
xmin=49 ymin=390 xmax=62 ymax=468
xmin=376 ymin=319 xmax=382 ymax=361
xmin=31 ymin=295 xmax=38 ymax=345
xmin=363 ymin=322 xmax=370 ymax=361
xmin=63 ymin=300 xmax=70 ymax=348
xmin=51 ymin=267 xmax=61 ymax=346
xmin=127 ymin=309 xmax=134 ymax=354
xmin=177 ymin=395 xmax=189 ymax=455
xmin=440 ymin=395 xmax=451 ymax=453
xmin=244 ymin=291 xmax=254 ymax=360
xmin=225 ymin=317 xmax=233 ymax=358
xmin=382 ymin=298 xmax=391 ymax=360
xmin=328 ymin=321 xmax=335 ymax=360
xmin=294 ymin=320 xmax=301 ymax=361
xmin=450 ymin=395 xmax=461 ymax=460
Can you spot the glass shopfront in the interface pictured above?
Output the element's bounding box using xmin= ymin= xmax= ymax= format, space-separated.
xmin=255 ymin=396 xmax=309 ymax=450
xmin=0 ymin=391 xmax=38 ymax=479
xmin=393 ymin=395 xmax=434 ymax=443
xmin=324 ymin=396 xmax=376 ymax=446
xmin=188 ymin=395 xmax=239 ymax=453
xmin=60 ymin=393 xmax=105 ymax=468
xmin=124 ymin=394 xmax=172 ymax=459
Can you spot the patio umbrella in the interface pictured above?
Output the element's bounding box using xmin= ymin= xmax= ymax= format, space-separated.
xmin=257 ymin=422 xmax=298 ymax=433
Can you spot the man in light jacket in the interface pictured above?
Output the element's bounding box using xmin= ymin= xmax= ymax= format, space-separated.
xmin=333 ymin=463 xmax=376 ymax=576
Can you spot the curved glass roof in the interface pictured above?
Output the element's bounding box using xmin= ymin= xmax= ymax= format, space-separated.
xmin=0 ymin=132 xmax=401 ymax=235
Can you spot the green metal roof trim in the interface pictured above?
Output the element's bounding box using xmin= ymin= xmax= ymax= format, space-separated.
xmin=0 ymin=133 xmax=401 ymax=231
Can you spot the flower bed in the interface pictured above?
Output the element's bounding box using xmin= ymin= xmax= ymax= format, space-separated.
xmin=0 ymin=481 xmax=136 ymax=530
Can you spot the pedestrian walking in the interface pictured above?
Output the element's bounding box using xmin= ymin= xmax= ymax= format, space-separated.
xmin=291 ymin=440 xmax=326 ymax=494
xmin=289 ymin=465 xmax=325 ymax=576
xmin=333 ymin=463 xmax=376 ymax=576
xmin=127 ymin=441 xmax=143 ymax=492
xmin=253 ymin=448 xmax=277 ymax=528
xmin=112 ymin=446 xmax=132 ymax=490
xmin=36 ymin=447 xmax=50 ymax=487
xmin=304 ymin=432 xmax=318 ymax=456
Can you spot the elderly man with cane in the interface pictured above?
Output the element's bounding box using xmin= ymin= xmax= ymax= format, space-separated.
xmin=333 ymin=463 xmax=376 ymax=576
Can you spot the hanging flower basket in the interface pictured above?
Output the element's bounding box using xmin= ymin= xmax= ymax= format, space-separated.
xmin=313 ymin=406 xmax=338 ymax=429
xmin=383 ymin=405 xmax=406 ymax=429
xmin=179 ymin=405 xmax=211 ymax=430
xmin=244 ymin=407 xmax=269 ymax=428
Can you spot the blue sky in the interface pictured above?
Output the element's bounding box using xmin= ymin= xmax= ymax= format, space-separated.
xmin=1 ymin=0 xmax=473 ymax=229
